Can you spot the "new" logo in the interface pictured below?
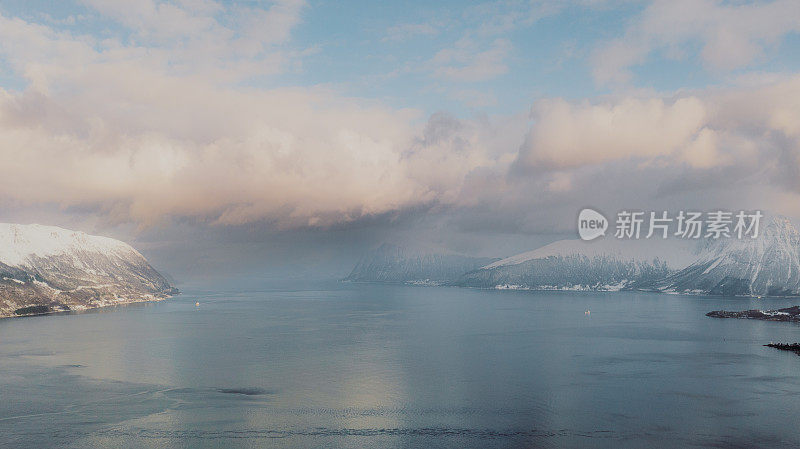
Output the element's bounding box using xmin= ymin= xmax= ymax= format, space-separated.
xmin=578 ymin=208 xmax=608 ymax=241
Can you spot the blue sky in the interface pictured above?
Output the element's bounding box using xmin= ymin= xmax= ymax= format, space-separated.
xmin=282 ymin=0 xmax=641 ymax=111
xmin=3 ymin=0 xmax=799 ymax=117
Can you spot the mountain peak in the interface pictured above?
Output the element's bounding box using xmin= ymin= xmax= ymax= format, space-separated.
xmin=764 ymin=215 xmax=799 ymax=239
xmin=0 ymin=223 xmax=175 ymax=318
xmin=660 ymin=215 xmax=800 ymax=296
xmin=0 ymin=222 xmax=136 ymax=268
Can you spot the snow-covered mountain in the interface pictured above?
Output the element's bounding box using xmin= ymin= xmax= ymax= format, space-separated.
xmin=346 ymin=217 xmax=800 ymax=297
xmin=0 ymin=223 xmax=177 ymax=317
xmin=454 ymin=238 xmax=695 ymax=291
xmin=657 ymin=217 xmax=800 ymax=296
xmin=344 ymin=243 xmax=497 ymax=285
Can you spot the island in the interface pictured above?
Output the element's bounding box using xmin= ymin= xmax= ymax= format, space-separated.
xmin=764 ymin=343 xmax=800 ymax=355
xmin=706 ymin=306 xmax=800 ymax=322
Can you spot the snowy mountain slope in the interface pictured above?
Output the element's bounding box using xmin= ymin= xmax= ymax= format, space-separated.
xmin=483 ymin=238 xmax=695 ymax=271
xmin=344 ymin=243 xmax=498 ymax=285
xmin=455 ymin=238 xmax=694 ymax=291
xmin=657 ymin=217 xmax=800 ymax=296
xmin=0 ymin=223 xmax=177 ymax=317
xmin=345 ymin=217 xmax=800 ymax=297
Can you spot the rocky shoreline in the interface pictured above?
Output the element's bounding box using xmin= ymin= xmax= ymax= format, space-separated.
xmin=706 ymin=305 xmax=800 ymax=322
xmin=764 ymin=342 xmax=800 ymax=355
xmin=3 ymin=291 xmax=177 ymax=319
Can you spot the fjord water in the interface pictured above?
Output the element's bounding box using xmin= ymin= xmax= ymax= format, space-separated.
xmin=2 ymin=283 xmax=800 ymax=448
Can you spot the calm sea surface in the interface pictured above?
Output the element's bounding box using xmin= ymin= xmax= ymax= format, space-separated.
xmin=2 ymin=282 xmax=800 ymax=448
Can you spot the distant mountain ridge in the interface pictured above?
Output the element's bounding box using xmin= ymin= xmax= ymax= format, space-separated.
xmin=455 ymin=238 xmax=680 ymax=291
xmin=347 ymin=217 xmax=800 ymax=297
xmin=656 ymin=217 xmax=800 ymax=296
xmin=0 ymin=223 xmax=177 ymax=317
xmin=344 ymin=243 xmax=497 ymax=285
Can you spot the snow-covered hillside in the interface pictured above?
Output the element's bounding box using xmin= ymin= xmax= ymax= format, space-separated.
xmin=483 ymin=238 xmax=695 ymax=271
xmin=346 ymin=217 xmax=800 ymax=297
xmin=0 ymin=223 xmax=177 ymax=317
xmin=455 ymin=238 xmax=692 ymax=291
xmin=657 ymin=217 xmax=800 ymax=296
xmin=0 ymin=223 xmax=150 ymax=267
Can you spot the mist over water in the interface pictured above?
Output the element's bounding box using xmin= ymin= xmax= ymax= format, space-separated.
xmin=2 ymin=282 xmax=800 ymax=448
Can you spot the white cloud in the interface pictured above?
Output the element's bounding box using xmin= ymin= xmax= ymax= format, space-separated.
xmin=518 ymin=96 xmax=710 ymax=168
xmin=2 ymin=2 xmax=800 ymax=233
xmin=517 ymin=75 xmax=800 ymax=175
xmin=67 ymin=0 xmax=307 ymax=84
xmin=0 ymin=9 xmax=524 ymax=227
xmin=0 ymin=80 xmax=525 ymax=226
xmin=593 ymin=0 xmax=800 ymax=84
xmin=430 ymin=38 xmax=512 ymax=82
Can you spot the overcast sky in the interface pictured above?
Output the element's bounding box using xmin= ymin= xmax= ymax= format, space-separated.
xmin=1 ymin=0 xmax=800 ymax=283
